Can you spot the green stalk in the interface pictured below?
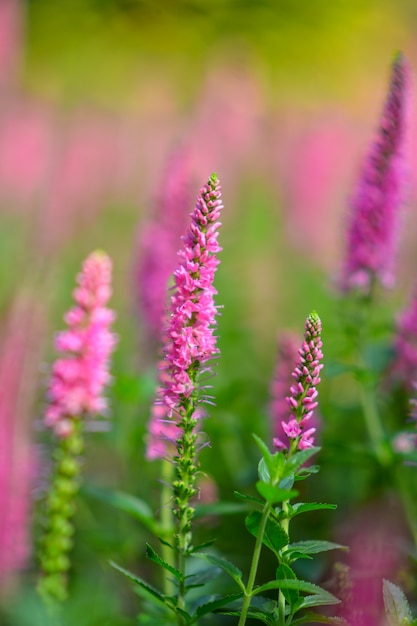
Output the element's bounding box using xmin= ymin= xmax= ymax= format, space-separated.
xmin=358 ymin=380 xmax=391 ymax=466
xmin=238 ymin=502 xmax=272 ymax=626
xmin=172 ymin=392 xmax=199 ymax=625
xmin=278 ymin=501 xmax=290 ymax=626
xmin=159 ymin=458 xmax=176 ymax=596
xmin=38 ymin=420 xmax=83 ymax=606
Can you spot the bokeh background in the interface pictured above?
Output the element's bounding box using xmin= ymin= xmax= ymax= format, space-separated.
xmin=2 ymin=0 xmax=417 ymax=624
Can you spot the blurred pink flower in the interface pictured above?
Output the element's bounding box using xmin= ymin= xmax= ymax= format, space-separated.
xmin=45 ymin=251 xmax=117 ymax=438
xmin=135 ymin=146 xmax=192 ymax=341
xmin=0 ymin=294 xmax=45 ymax=590
xmin=340 ymin=53 xmax=412 ymax=293
xmin=274 ymin=312 xmax=323 ymax=452
xmin=0 ymin=102 xmax=55 ymax=209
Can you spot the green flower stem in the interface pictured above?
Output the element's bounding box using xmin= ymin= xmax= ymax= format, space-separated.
xmin=159 ymin=458 xmax=176 ymax=596
xmin=172 ymin=392 xmax=199 ymax=624
xmin=238 ymin=502 xmax=272 ymax=626
xmin=38 ymin=419 xmax=84 ymax=606
xmin=358 ymin=380 xmax=391 ymax=466
xmin=278 ymin=500 xmax=290 ymax=626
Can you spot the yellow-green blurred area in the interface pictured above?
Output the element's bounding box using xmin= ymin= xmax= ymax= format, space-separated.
xmin=24 ymin=0 xmax=413 ymax=106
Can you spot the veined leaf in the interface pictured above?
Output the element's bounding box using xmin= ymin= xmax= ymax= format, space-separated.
xmin=110 ymin=561 xmax=169 ymax=609
xmin=291 ymin=612 xmax=348 ymax=625
xmin=146 ymin=544 xmax=183 ymax=581
xmin=286 ymin=540 xmax=346 ymax=557
xmin=192 ymin=553 xmax=245 ymax=590
xmin=256 ymin=482 xmax=298 ymax=504
xmin=287 ymin=502 xmax=337 ymax=519
xmin=383 ymin=579 xmax=413 ymax=626
xmin=191 ymin=593 xmax=244 ymax=621
xmin=245 ymin=511 xmax=289 ymax=555
xmin=276 ymin=564 xmax=299 ymax=605
xmin=284 ymin=447 xmax=320 ymax=476
xmin=258 ymin=457 xmax=270 ymax=483
xmin=234 ymin=490 xmax=265 ymax=509
xmin=252 ymin=579 xmax=340 ymax=609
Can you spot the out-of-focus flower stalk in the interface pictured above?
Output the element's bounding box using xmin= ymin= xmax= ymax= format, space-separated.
xmin=38 ymin=251 xmax=116 ymax=605
xmin=0 ymin=293 xmax=44 ymax=592
xmin=340 ymin=53 xmax=412 ymax=294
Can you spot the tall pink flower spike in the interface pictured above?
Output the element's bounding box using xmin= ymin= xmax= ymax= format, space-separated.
xmin=340 ymin=53 xmax=412 ymax=293
xmin=45 ymin=251 xmax=117 ymax=438
xmin=147 ymin=173 xmax=222 ymax=458
xmin=274 ymin=312 xmax=323 ymax=452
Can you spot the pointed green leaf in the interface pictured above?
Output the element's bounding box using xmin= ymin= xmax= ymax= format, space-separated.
xmin=287 ymin=502 xmax=337 ymax=519
xmin=291 ymin=612 xmax=348 ymax=625
xmin=192 ymin=553 xmax=245 ymax=590
xmin=252 ymin=579 xmax=340 ymax=608
xmin=110 ymin=561 xmax=168 ymax=608
xmin=258 ymin=457 xmax=270 ymax=482
xmin=234 ymin=490 xmax=265 ymax=509
xmin=146 ymin=544 xmax=183 ymax=581
xmin=287 ymin=540 xmax=346 ymax=557
xmin=383 ymin=579 xmax=413 ymax=626
xmin=256 ymin=482 xmax=298 ymax=504
xmin=245 ymin=511 xmax=289 ymax=554
xmin=185 ymin=566 xmax=221 ymax=588
xmin=284 ymin=447 xmax=320 ymax=476
xmin=276 ymin=564 xmax=299 ymax=605
xmin=253 ymin=434 xmax=275 ymax=474
xmin=189 ymin=539 xmax=216 ymax=553
xmin=192 ymin=593 xmax=244 ymax=620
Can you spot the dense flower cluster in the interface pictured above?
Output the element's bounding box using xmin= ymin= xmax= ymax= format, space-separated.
xmin=161 ymin=173 xmax=222 ymax=416
xmin=274 ymin=312 xmax=323 ymax=451
xmin=45 ymin=251 xmax=117 ymax=437
xmin=341 ymin=53 xmax=411 ymax=292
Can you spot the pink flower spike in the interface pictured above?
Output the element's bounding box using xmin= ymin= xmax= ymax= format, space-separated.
xmin=45 ymin=251 xmax=117 ymax=438
xmin=340 ymin=53 xmax=412 ymax=293
xmin=147 ymin=174 xmax=223 ymax=458
xmin=275 ymin=312 xmax=323 ymax=453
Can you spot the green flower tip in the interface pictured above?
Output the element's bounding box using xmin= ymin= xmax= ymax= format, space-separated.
xmin=209 ymin=172 xmax=218 ymax=185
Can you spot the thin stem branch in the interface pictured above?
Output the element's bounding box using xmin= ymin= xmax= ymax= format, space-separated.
xmin=238 ymin=502 xmax=271 ymax=626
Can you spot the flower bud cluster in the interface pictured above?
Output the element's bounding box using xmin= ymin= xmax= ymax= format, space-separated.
xmin=274 ymin=312 xmax=323 ymax=452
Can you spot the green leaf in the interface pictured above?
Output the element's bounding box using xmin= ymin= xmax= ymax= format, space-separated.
xmin=286 ymin=540 xmax=346 ymax=558
xmin=295 ymin=465 xmax=320 ymax=480
xmin=291 ymin=612 xmax=348 ymax=625
xmin=258 ymin=457 xmax=270 ymax=482
xmin=110 ymin=561 xmax=169 ymax=609
xmin=146 ymin=544 xmax=183 ymax=582
xmin=192 ymin=593 xmax=244 ymax=620
xmin=253 ymin=434 xmax=275 ymax=475
xmin=284 ymin=447 xmax=320 ymax=476
xmin=276 ymin=564 xmax=299 ymax=606
xmin=383 ymin=579 xmax=413 ymax=626
xmin=245 ymin=511 xmax=289 ymax=555
xmin=194 ymin=501 xmax=248 ymax=518
xmin=189 ymin=539 xmax=216 ymax=553
xmin=252 ymin=579 xmax=340 ymax=609
xmin=234 ymin=490 xmax=265 ymax=509
xmin=85 ymin=486 xmax=155 ymax=531
xmin=192 ymin=553 xmax=245 ymax=590
xmin=287 ymin=502 xmax=337 ymax=519
xmin=256 ymin=482 xmax=298 ymax=504
xmin=185 ymin=566 xmax=221 ymax=588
